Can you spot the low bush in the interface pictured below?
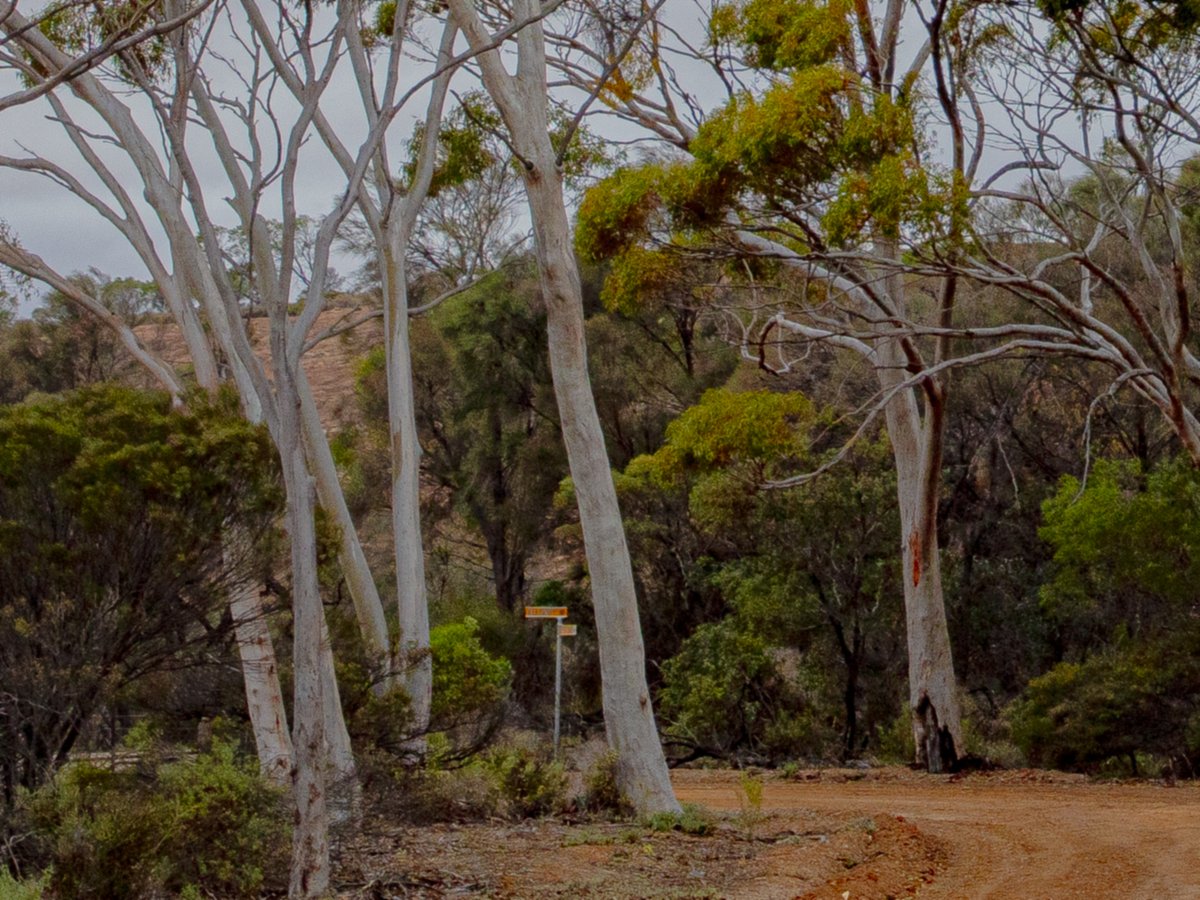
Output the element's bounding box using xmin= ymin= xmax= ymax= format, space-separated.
xmin=581 ymin=750 xmax=632 ymax=817
xmin=658 ymin=619 xmax=818 ymax=762
xmin=643 ymin=803 xmax=715 ymax=836
xmin=1009 ymin=633 xmax=1200 ymax=774
xmin=483 ymin=744 xmax=568 ymax=819
xmin=18 ymin=738 xmax=287 ymax=898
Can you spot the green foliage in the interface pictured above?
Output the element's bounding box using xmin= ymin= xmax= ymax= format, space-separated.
xmin=1007 ymin=456 xmax=1200 ymax=772
xmin=0 ymin=271 xmax=163 ymax=403
xmin=1008 ymin=635 xmax=1200 ymax=772
xmin=20 ymin=740 xmax=287 ymax=898
xmin=660 ymin=388 xmax=813 ymax=469
xmin=0 ymin=386 xmax=281 ymax=800
xmin=0 ymin=870 xmax=47 ymax=900
xmin=575 ymin=164 xmax=672 ymax=263
xmin=405 ymin=93 xmax=502 ymax=196
xmin=34 ymin=0 xmax=170 ymax=83
xmin=581 ymin=750 xmax=632 ymax=817
xmin=658 ymin=619 xmax=813 ymax=759
xmin=482 ymin=744 xmax=568 ymax=819
xmin=430 ymin=617 xmax=513 ymax=728
xmin=643 ymin=803 xmax=716 ymax=835
xmin=349 ymin=685 xmax=414 ymax=755
xmin=1040 ymin=458 xmax=1200 ymax=646
xmin=875 ymin=707 xmax=916 ymax=764
xmin=732 ymin=0 xmax=852 ymax=70
xmin=735 ymin=770 xmax=766 ymax=839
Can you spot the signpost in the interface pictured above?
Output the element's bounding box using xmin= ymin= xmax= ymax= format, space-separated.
xmin=524 ymin=606 xmax=576 ymax=755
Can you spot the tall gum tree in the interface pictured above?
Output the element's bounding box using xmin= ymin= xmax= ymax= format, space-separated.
xmin=945 ymin=1 xmax=1200 ymax=465
xmin=0 ymin=1 xmax=439 ymax=890
xmin=567 ymin=0 xmax=989 ymax=769
xmin=239 ymin=0 xmax=464 ymax=745
xmin=443 ymin=0 xmax=681 ymax=811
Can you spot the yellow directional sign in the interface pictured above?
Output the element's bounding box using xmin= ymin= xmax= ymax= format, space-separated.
xmin=524 ymin=606 xmax=568 ymax=619
xmin=558 ymin=623 xmax=577 ymax=637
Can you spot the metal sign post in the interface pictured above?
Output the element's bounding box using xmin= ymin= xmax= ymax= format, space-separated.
xmin=524 ymin=607 xmax=577 ymax=757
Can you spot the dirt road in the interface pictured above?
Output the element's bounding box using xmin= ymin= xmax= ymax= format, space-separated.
xmin=673 ymin=769 xmax=1200 ymax=899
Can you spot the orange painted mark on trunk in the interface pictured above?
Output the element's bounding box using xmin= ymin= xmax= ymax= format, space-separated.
xmin=909 ymin=530 xmax=921 ymax=586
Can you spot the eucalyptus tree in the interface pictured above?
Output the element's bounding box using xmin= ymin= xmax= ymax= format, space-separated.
xmin=566 ymin=0 xmax=994 ymax=770
xmin=946 ymin=0 xmax=1200 ymax=467
xmin=234 ymin=0 xmax=463 ymax=745
xmin=0 ymin=0 xmax=214 ymax=112
xmin=0 ymin=1 xmax=466 ymax=890
xmin=442 ymin=0 xmax=681 ymax=812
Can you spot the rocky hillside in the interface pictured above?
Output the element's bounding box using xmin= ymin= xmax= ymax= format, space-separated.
xmin=135 ymin=308 xmax=382 ymax=428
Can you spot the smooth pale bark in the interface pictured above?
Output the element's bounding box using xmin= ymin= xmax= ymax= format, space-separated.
xmin=525 ymin=174 xmax=678 ymax=812
xmin=874 ymin=257 xmax=963 ymax=772
xmin=319 ymin=615 xmax=360 ymax=819
xmin=740 ymin=231 xmax=965 ymax=771
xmin=276 ymin=364 xmax=330 ymax=899
xmin=230 ymin=579 xmax=293 ymax=785
xmin=297 ymin=368 xmax=393 ymax=674
xmin=446 ymin=0 xmax=678 ymax=813
xmin=879 ymin=361 xmax=963 ymax=770
xmin=381 ymin=237 xmax=432 ymax=737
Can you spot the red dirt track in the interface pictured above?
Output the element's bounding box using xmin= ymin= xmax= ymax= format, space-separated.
xmin=673 ymin=768 xmax=1200 ymax=899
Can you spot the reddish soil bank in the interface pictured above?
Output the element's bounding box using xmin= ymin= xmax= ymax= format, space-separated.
xmin=335 ymin=767 xmax=1200 ymax=898
xmin=674 ymin=767 xmax=1200 ymax=899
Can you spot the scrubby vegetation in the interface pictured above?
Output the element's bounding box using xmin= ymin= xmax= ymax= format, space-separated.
xmin=8 ymin=0 xmax=1200 ymax=890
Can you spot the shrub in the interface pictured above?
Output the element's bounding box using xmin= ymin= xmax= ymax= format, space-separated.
xmin=1008 ymin=634 xmax=1200 ymax=774
xmin=582 ymin=750 xmax=632 ymax=817
xmin=483 ymin=744 xmax=568 ymax=819
xmin=430 ymin=617 xmax=513 ymax=731
xmin=643 ymin=803 xmax=715 ymax=836
xmin=19 ymin=739 xmax=287 ymax=898
xmin=658 ymin=618 xmax=814 ymax=761
xmin=364 ymin=758 xmax=500 ymax=825
xmin=0 ymin=869 xmax=48 ymax=900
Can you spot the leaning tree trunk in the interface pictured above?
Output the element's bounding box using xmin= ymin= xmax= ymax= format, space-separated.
xmin=229 ymin=576 xmax=293 ymax=785
xmin=443 ymin=0 xmax=680 ymax=811
xmin=526 ymin=172 xmax=680 ymax=813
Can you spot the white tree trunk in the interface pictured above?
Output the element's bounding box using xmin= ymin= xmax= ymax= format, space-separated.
xmin=319 ymin=613 xmax=361 ymax=822
xmin=877 ymin=335 xmax=963 ymax=771
xmin=443 ymin=0 xmax=679 ymax=813
xmin=526 ymin=175 xmax=680 ymax=814
xmin=381 ymin=236 xmax=432 ymax=740
xmin=229 ymin=578 xmax=293 ymax=786
xmin=277 ymin=379 xmax=330 ymax=898
xmin=297 ymin=368 xmax=394 ymax=678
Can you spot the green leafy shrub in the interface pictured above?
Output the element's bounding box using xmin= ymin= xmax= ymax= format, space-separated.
xmin=431 ymin=617 xmax=513 ymax=729
xmin=643 ymin=803 xmax=715 ymax=836
xmin=581 ymin=750 xmax=632 ymax=817
xmin=1009 ymin=635 xmax=1200 ymax=774
xmin=658 ymin=618 xmax=815 ymax=761
xmin=483 ymin=744 xmax=568 ymax=819
xmin=349 ymin=685 xmax=414 ymax=756
xmin=0 ymin=869 xmax=48 ymax=899
xmin=21 ymin=739 xmax=287 ymax=898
